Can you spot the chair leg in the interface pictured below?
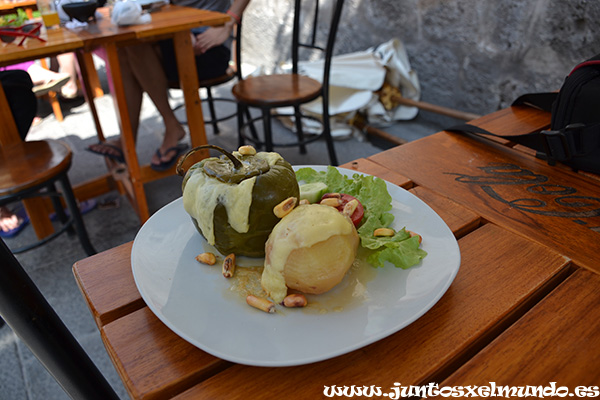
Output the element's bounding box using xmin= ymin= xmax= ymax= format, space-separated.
xmin=47 ymin=183 xmax=71 ymax=231
xmin=47 ymin=91 xmax=63 ymax=122
xmin=58 ymin=174 xmax=96 ymax=256
xmin=322 ymin=108 xmax=338 ymax=166
xmin=205 ymin=88 xmax=220 ymax=134
xmin=245 ymin=107 xmax=259 ymax=140
xmin=293 ymin=105 xmax=307 ymax=154
xmin=237 ymin=103 xmax=246 ymax=148
xmin=237 ymin=104 xmax=260 ymax=148
xmin=262 ymin=108 xmax=274 ymax=152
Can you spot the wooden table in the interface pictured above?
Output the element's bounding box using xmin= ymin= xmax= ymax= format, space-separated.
xmin=73 ymin=5 xmax=229 ymax=222
xmin=0 ymin=6 xmax=229 ymax=235
xmin=73 ymin=105 xmax=600 ymax=399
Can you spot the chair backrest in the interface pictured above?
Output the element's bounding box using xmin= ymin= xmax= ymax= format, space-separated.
xmin=238 ymin=0 xmax=345 ymax=86
xmin=291 ymin=0 xmax=345 ymax=86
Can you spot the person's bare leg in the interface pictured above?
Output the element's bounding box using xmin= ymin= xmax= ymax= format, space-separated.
xmin=26 ymin=64 xmax=69 ymax=86
xmin=56 ymin=53 xmax=80 ymax=98
xmin=122 ymin=43 xmax=186 ymax=165
xmin=87 ymin=47 xmax=144 ymax=160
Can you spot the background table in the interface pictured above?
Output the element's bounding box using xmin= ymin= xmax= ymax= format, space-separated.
xmin=72 ymin=5 xmax=229 ymax=222
xmin=73 ymin=105 xmax=600 ymax=399
xmin=0 ymin=6 xmax=229 ymax=232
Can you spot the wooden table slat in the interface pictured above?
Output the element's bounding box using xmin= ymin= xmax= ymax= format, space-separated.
xmin=101 ymin=307 xmax=230 ymax=400
xmin=409 ymin=186 xmax=481 ymax=239
xmin=169 ymin=223 xmax=570 ymax=399
xmin=439 ymin=268 xmax=600 ymax=389
xmin=467 ymin=105 xmax=551 ymax=138
xmin=73 ymin=242 xmax=145 ymax=327
xmin=339 ymin=157 xmax=413 ymax=189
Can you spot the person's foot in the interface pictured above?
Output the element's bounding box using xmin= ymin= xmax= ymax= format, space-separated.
xmin=86 ymin=141 xmax=125 ymax=163
xmin=28 ymin=65 xmax=71 ymax=96
xmin=151 ymin=125 xmax=186 ymax=168
xmin=60 ymin=80 xmax=82 ymax=100
xmin=150 ymin=143 xmax=189 ymax=172
xmin=0 ymin=206 xmax=28 ymax=238
xmin=1 ymin=206 xmax=20 ymax=232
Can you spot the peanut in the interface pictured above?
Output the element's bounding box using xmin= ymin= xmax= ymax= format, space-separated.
xmin=195 ymin=252 xmax=216 ymax=265
xmin=246 ymin=295 xmax=275 ymax=313
xmin=374 ymin=228 xmax=395 ymax=237
xmin=283 ymin=294 xmax=308 ymax=308
xmin=273 ymin=197 xmax=297 ymax=218
xmin=222 ymin=253 xmax=236 ymax=278
xmin=342 ymin=199 xmax=358 ymax=217
xmin=408 ymin=230 xmax=423 ymax=244
xmin=320 ymin=197 xmax=343 ymax=207
xmin=238 ymin=145 xmax=256 ymax=156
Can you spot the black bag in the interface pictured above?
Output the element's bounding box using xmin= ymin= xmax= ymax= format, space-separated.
xmin=448 ymin=54 xmax=600 ymax=174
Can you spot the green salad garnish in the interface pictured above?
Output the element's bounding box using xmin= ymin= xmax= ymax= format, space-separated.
xmin=0 ymin=9 xmax=30 ymax=27
xmin=296 ymin=166 xmax=427 ymax=269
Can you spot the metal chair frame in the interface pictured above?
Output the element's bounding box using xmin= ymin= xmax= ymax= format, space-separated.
xmin=234 ymin=0 xmax=345 ymax=166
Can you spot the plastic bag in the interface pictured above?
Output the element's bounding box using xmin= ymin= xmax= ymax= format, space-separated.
xmin=276 ymin=38 xmax=420 ymax=137
xmin=111 ymin=1 xmax=151 ymax=26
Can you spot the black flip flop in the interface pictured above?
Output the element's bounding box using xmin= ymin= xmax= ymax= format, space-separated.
xmin=150 ymin=143 xmax=189 ymax=172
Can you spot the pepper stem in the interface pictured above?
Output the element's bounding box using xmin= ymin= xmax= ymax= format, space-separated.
xmin=176 ymin=145 xmax=243 ymax=176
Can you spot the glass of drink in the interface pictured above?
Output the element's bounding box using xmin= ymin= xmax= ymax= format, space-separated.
xmin=36 ymin=0 xmax=60 ymax=29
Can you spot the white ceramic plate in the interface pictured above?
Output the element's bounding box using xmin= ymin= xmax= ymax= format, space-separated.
xmin=131 ymin=166 xmax=460 ymax=367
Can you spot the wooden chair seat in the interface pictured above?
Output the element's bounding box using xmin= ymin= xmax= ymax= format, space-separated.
xmin=231 ymin=74 xmax=322 ymax=108
xmin=0 ymin=140 xmax=71 ymax=196
xmin=0 ymin=140 xmax=95 ymax=255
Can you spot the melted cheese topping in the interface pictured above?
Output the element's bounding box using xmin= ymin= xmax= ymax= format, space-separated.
xmin=183 ymin=171 xmax=255 ymax=245
xmin=262 ymin=204 xmax=355 ymax=302
xmin=182 ymin=152 xmax=283 ymax=246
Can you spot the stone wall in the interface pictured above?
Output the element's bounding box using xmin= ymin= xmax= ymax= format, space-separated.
xmin=241 ymin=0 xmax=600 ymax=125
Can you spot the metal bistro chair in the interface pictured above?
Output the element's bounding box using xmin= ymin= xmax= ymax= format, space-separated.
xmin=0 ymin=140 xmax=96 ymax=255
xmin=232 ymin=0 xmax=346 ymax=166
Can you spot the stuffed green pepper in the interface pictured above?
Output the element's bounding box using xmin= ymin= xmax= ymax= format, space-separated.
xmin=177 ymin=145 xmax=299 ymax=258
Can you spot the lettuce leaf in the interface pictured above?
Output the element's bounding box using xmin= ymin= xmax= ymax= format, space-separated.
xmin=296 ymin=166 xmax=427 ymax=269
